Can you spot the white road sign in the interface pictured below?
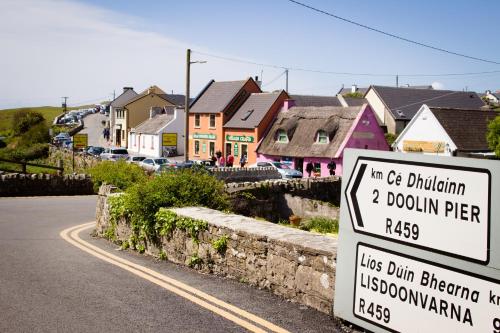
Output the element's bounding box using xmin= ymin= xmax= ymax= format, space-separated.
xmin=345 ymin=157 xmax=490 ymax=263
xmin=354 ymin=243 xmax=500 ymax=333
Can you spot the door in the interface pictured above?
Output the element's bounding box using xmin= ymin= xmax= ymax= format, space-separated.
xmin=295 ymin=158 xmax=303 ymax=172
xmin=225 ymin=143 xmax=232 ymax=157
xmin=115 ymin=129 xmax=121 ymax=146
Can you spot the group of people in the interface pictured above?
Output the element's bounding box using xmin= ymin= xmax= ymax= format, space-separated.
xmin=212 ymin=151 xmax=247 ymax=168
xmin=102 ymin=127 xmax=110 ymax=141
xmin=305 ymin=160 xmax=336 ymax=177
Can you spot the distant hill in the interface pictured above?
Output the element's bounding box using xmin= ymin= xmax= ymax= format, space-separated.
xmin=0 ymin=105 xmax=94 ymax=133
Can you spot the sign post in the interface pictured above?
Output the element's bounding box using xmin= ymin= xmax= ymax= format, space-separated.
xmin=72 ymin=133 xmax=88 ymax=172
xmin=334 ymin=149 xmax=500 ymax=333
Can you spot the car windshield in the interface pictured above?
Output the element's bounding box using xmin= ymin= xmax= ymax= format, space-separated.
xmin=134 ymin=157 xmax=145 ymax=161
xmin=112 ymin=149 xmax=128 ymax=154
xmin=155 ymin=159 xmax=168 ymax=165
xmin=272 ymin=162 xmax=290 ymax=169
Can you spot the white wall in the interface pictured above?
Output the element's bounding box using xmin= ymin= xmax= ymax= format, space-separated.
xmin=365 ymin=89 xmax=386 ymax=125
xmin=394 ymin=106 xmax=456 ymax=156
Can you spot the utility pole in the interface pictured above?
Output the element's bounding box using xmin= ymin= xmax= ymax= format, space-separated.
xmin=113 ymin=90 xmax=116 ymax=101
xmin=185 ymin=49 xmax=191 ymax=162
xmin=396 ymin=75 xmax=399 ymax=88
xmin=61 ymin=97 xmax=68 ymax=114
xmin=285 ymin=69 xmax=289 ymax=92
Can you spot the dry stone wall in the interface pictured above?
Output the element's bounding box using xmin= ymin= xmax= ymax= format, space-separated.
xmin=0 ymin=172 xmax=93 ymax=196
xmin=95 ymin=186 xmax=337 ymax=314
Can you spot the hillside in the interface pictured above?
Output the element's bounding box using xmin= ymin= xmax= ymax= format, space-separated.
xmin=0 ymin=105 xmax=95 ymax=133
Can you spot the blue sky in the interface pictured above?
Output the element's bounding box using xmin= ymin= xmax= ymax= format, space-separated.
xmin=1 ymin=0 xmax=499 ymax=108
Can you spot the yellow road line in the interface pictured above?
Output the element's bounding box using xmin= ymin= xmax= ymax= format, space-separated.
xmin=60 ymin=222 xmax=290 ymax=333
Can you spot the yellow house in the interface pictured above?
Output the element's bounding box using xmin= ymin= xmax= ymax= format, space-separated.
xmin=114 ymin=85 xmax=186 ymax=148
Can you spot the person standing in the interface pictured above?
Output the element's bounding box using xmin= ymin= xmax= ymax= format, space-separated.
xmin=239 ymin=154 xmax=247 ymax=168
xmin=305 ymin=162 xmax=314 ymax=178
xmin=226 ymin=154 xmax=234 ymax=167
xmin=327 ymin=160 xmax=336 ymax=176
xmin=219 ymin=156 xmax=226 ymax=167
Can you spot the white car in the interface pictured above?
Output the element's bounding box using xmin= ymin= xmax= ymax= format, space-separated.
xmin=250 ymin=161 xmax=303 ymax=179
xmin=100 ymin=148 xmax=129 ymax=161
xmin=139 ymin=158 xmax=173 ymax=172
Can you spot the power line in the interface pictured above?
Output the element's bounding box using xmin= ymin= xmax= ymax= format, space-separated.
xmin=193 ymin=50 xmax=500 ymax=78
xmin=287 ymin=0 xmax=500 ymax=66
xmin=262 ymin=70 xmax=286 ymax=87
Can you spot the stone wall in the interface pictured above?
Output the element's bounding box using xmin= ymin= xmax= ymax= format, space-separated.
xmin=212 ymin=167 xmax=281 ymax=183
xmin=227 ymin=177 xmax=341 ymax=222
xmin=0 ymin=173 xmax=94 ymax=196
xmin=95 ymin=185 xmax=337 ymax=314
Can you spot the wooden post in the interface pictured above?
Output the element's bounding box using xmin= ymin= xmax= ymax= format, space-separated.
xmin=57 ymin=159 xmax=64 ymax=176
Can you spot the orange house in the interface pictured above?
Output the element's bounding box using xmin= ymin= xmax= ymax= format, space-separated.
xmin=188 ymin=78 xmax=261 ymax=160
xmin=223 ymin=90 xmax=289 ymax=165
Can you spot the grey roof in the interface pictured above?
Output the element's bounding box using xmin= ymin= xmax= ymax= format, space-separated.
xmin=430 ymin=107 xmax=496 ymax=152
xmin=159 ymin=94 xmax=187 ymax=106
xmin=337 ymin=87 xmax=369 ymax=96
xmin=290 ymin=95 xmax=342 ymax=107
xmin=190 ymin=80 xmax=248 ymax=114
xmin=131 ymin=113 xmax=174 ymax=134
xmin=370 ymin=85 xmax=486 ymax=120
xmin=343 ymin=97 xmax=368 ymax=106
xmin=257 ymin=106 xmax=362 ymax=158
xmin=111 ymin=89 xmax=138 ymax=108
xmin=224 ymin=91 xmax=287 ymax=129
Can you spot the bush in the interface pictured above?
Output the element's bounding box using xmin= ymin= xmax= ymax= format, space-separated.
xmin=300 ymin=217 xmax=339 ymax=234
xmin=87 ymin=160 xmax=147 ymax=192
xmin=0 ymin=143 xmax=49 ymax=161
xmin=385 ymin=133 xmax=397 ymax=147
xmin=12 ymin=110 xmax=45 ymax=136
xmin=123 ymin=169 xmax=228 ymax=236
xmin=487 ymin=115 xmax=500 ymax=157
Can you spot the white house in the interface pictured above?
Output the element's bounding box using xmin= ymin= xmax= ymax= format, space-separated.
xmin=484 ymin=90 xmax=500 ymax=105
xmin=393 ymin=104 xmax=496 ymax=157
xmin=128 ymin=106 xmax=185 ymax=158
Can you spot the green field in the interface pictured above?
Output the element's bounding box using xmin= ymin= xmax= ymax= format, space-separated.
xmin=0 ymin=105 xmax=96 ymax=134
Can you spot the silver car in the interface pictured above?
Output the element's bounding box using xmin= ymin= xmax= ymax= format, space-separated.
xmin=100 ymin=148 xmax=129 ymax=161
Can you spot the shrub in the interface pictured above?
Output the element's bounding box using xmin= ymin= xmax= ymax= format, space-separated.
xmin=300 ymin=217 xmax=339 ymax=234
xmin=12 ymin=110 xmax=45 ymax=136
xmin=0 ymin=143 xmax=49 ymax=161
xmin=87 ymin=160 xmax=147 ymax=192
xmin=487 ymin=115 xmax=500 ymax=157
xmin=212 ymin=235 xmax=229 ymax=254
xmin=385 ymin=133 xmax=397 ymax=147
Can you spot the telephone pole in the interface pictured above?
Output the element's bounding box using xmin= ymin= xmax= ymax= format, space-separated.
xmin=61 ymin=97 xmax=68 ymax=114
xmin=396 ymin=75 xmax=399 ymax=88
xmin=285 ymin=69 xmax=289 ymax=92
xmin=185 ymin=49 xmax=191 ymax=162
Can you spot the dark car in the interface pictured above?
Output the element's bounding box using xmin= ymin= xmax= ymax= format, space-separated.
xmin=86 ymin=146 xmax=105 ymax=157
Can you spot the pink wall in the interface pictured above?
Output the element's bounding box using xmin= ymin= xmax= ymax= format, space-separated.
xmin=256 ymin=105 xmax=389 ymax=177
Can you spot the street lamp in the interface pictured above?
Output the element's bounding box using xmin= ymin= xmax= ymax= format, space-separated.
xmin=185 ymin=48 xmax=207 ymax=162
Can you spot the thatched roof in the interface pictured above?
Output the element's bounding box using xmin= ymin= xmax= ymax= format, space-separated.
xmin=257 ymin=106 xmax=362 ymax=158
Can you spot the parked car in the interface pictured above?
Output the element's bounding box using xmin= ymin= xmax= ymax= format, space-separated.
xmin=126 ymin=156 xmax=146 ymax=164
xmin=100 ymin=148 xmax=129 ymax=161
xmin=86 ymin=146 xmax=105 ymax=157
xmin=53 ymin=132 xmax=71 ymax=145
xmin=250 ymin=161 xmax=303 ymax=179
xmin=139 ymin=158 xmax=175 ymax=172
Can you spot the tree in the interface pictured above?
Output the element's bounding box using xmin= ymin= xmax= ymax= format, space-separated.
xmin=486 ymin=115 xmax=500 ymax=157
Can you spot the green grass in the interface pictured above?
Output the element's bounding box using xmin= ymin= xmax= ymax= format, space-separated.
xmin=0 ymin=105 xmax=95 ymax=133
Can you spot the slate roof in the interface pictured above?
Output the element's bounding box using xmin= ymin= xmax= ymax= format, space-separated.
xmin=224 ymin=91 xmax=287 ymax=129
xmin=257 ymin=106 xmax=362 ymax=158
xmin=290 ymin=95 xmax=342 ymax=107
xmin=430 ymin=107 xmax=496 ymax=151
xmin=343 ymin=97 xmax=367 ymax=106
xmin=370 ymin=85 xmax=485 ymax=120
xmin=131 ymin=112 xmax=175 ymax=134
xmin=110 ymin=88 xmax=138 ymax=108
xmin=190 ymin=80 xmax=249 ymax=114
xmin=337 ymin=87 xmax=369 ymax=96
xmin=159 ymin=94 xmax=187 ymax=106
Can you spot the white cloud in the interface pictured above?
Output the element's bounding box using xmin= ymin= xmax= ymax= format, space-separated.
xmin=0 ymin=0 xmax=260 ymax=108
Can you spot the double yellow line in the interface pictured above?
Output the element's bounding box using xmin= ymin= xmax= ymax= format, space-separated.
xmin=60 ymin=223 xmax=290 ymax=333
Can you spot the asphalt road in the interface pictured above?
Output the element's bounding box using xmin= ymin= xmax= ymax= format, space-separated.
xmin=80 ymin=113 xmax=110 ymax=147
xmin=0 ymin=196 xmax=343 ymax=332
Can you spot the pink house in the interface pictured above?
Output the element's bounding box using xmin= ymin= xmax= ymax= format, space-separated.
xmin=256 ymin=102 xmax=389 ymax=177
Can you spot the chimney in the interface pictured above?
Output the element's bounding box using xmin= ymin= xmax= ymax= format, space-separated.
xmin=283 ymin=98 xmax=296 ymax=111
xmin=123 ymin=87 xmax=133 ymax=93
xmin=351 ymin=84 xmax=357 ymax=93
xmin=254 ymin=76 xmax=262 ymax=88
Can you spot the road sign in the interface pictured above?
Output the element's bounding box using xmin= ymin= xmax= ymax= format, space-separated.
xmin=334 ymin=149 xmax=500 ymax=333
xmin=345 ymin=157 xmax=490 ymax=263
xmin=354 ymin=243 xmax=500 ymax=333
xmin=73 ymin=133 xmax=88 ymax=149
xmin=162 ymin=133 xmax=177 ymax=147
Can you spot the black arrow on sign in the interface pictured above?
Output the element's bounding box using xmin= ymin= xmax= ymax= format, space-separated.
xmin=350 ymin=163 xmax=366 ymax=227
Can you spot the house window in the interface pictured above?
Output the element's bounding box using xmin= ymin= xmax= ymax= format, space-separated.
xmin=316 ymin=130 xmax=328 ymax=143
xmin=194 ymin=140 xmax=200 ymax=155
xmin=277 ymin=129 xmax=288 ymax=142
xmin=209 ymin=114 xmax=216 ymax=128
xmin=194 ymin=114 xmax=200 ymax=128
xmin=209 ymin=141 xmax=215 ymax=157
